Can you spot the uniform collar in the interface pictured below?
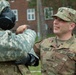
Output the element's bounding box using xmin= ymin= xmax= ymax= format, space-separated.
xmin=56 ymin=34 xmax=75 ymax=43
xmin=50 ymin=34 xmax=75 ymax=49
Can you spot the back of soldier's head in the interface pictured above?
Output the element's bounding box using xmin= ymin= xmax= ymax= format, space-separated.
xmin=0 ymin=0 xmax=16 ymax=30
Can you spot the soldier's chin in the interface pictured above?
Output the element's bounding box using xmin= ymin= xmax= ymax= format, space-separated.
xmin=53 ymin=30 xmax=58 ymax=34
xmin=53 ymin=31 xmax=60 ymax=35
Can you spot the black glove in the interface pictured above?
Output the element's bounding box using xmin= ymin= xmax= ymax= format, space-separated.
xmin=15 ymin=54 xmax=39 ymax=66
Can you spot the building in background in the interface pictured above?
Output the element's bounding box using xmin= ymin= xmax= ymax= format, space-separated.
xmin=8 ymin=0 xmax=76 ymax=34
xmin=8 ymin=0 xmax=53 ymax=34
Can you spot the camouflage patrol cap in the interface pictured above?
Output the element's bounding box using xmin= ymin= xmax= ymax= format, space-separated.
xmin=0 ymin=0 xmax=10 ymax=13
xmin=53 ymin=7 xmax=76 ymax=23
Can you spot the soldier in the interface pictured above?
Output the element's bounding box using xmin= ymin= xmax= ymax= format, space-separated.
xmin=0 ymin=0 xmax=39 ymax=75
xmin=34 ymin=7 xmax=76 ymax=75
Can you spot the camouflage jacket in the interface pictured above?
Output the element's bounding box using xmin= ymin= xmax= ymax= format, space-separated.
xmin=0 ymin=29 xmax=36 ymax=75
xmin=40 ymin=35 xmax=76 ymax=75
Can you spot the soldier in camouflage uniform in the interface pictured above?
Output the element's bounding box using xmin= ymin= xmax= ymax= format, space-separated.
xmin=0 ymin=0 xmax=39 ymax=75
xmin=34 ymin=7 xmax=76 ymax=75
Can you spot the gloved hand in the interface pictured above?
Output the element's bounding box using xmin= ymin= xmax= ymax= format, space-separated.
xmin=15 ymin=53 xmax=39 ymax=66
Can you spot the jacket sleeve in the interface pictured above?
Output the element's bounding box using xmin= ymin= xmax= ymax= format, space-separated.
xmin=15 ymin=48 xmax=39 ymax=66
xmin=0 ymin=29 xmax=36 ymax=61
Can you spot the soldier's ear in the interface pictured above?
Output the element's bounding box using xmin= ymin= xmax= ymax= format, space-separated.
xmin=69 ymin=22 xmax=76 ymax=30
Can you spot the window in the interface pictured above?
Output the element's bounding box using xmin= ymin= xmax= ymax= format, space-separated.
xmin=27 ymin=9 xmax=35 ymax=21
xmin=12 ymin=9 xmax=18 ymax=21
xmin=44 ymin=7 xmax=53 ymax=20
xmin=26 ymin=0 xmax=31 ymax=1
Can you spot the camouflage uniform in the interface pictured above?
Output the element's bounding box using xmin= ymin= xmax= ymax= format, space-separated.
xmin=0 ymin=29 xmax=36 ymax=75
xmin=34 ymin=7 xmax=76 ymax=75
xmin=0 ymin=0 xmax=38 ymax=75
xmin=40 ymin=35 xmax=76 ymax=75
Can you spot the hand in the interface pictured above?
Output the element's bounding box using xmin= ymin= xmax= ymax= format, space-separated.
xmin=16 ymin=25 xmax=28 ymax=34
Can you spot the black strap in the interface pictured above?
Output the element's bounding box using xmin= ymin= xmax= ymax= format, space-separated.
xmin=16 ymin=65 xmax=23 ymax=75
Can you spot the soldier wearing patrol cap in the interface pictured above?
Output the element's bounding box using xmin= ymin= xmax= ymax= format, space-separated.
xmin=34 ymin=7 xmax=76 ymax=75
xmin=0 ymin=0 xmax=39 ymax=75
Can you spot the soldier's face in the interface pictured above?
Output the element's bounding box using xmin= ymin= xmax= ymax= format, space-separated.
xmin=53 ymin=17 xmax=71 ymax=35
